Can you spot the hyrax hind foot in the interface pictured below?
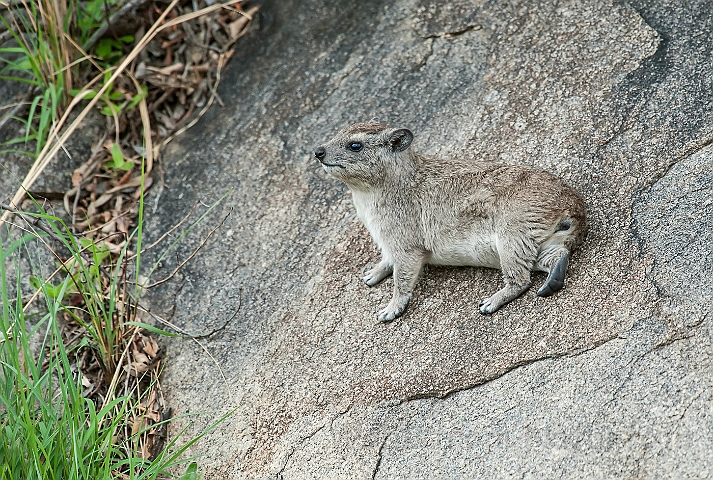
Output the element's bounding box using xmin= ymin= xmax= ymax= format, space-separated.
xmin=536 ymin=251 xmax=569 ymax=297
xmin=363 ymin=260 xmax=393 ymax=287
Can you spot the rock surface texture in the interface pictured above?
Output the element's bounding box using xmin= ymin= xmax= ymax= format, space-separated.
xmin=143 ymin=0 xmax=713 ymax=478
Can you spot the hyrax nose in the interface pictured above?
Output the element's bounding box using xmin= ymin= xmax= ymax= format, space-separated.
xmin=314 ymin=147 xmax=326 ymax=160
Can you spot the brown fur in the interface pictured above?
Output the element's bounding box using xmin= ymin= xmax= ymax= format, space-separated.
xmin=314 ymin=122 xmax=587 ymax=321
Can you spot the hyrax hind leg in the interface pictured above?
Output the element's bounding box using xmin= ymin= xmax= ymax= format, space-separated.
xmin=534 ymin=230 xmax=573 ymax=297
xmin=479 ymin=236 xmax=535 ymax=315
xmin=536 ymin=250 xmax=569 ymax=297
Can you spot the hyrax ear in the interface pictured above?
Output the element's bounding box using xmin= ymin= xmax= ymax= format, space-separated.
xmin=387 ymin=128 xmax=413 ymax=152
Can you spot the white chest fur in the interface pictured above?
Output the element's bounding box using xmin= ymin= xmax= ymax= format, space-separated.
xmin=351 ymin=191 xmax=391 ymax=259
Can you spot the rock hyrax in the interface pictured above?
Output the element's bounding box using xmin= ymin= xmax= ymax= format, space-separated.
xmin=314 ymin=122 xmax=586 ymax=322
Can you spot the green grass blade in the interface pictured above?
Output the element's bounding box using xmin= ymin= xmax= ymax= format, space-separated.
xmin=123 ymin=322 xmax=183 ymax=338
xmin=25 ymin=94 xmax=42 ymax=144
xmin=0 ymin=75 xmax=41 ymax=86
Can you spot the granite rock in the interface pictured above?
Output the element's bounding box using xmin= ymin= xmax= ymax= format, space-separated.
xmin=140 ymin=0 xmax=713 ymax=478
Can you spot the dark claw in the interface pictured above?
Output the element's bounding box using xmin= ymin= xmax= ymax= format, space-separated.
xmin=536 ymin=284 xmax=554 ymax=297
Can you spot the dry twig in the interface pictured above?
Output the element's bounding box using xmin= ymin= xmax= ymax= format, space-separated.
xmin=145 ymin=207 xmax=231 ymax=288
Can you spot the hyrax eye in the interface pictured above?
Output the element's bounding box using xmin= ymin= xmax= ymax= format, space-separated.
xmin=348 ymin=142 xmax=364 ymax=152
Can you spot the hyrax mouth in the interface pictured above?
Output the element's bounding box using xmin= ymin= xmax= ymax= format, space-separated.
xmin=319 ymin=160 xmax=345 ymax=168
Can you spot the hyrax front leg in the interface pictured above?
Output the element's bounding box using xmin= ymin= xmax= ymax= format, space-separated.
xmin=363 ymin=258 xmax=393 ymax=286
xmin=479 ymin=236 xmax=535 ymax=315
xmin=378 ymin=252 xmax=424 ymax=322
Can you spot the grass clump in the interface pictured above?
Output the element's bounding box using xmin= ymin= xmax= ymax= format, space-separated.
xmin=0 ymin=152 xmax=231 ymax=478
xmin=0 ymin=0 xmax=74 ymax=157
xmin=0 ymin=0 xmax=247 ymax=474
xmin=0 ymin=196 xmax=227 ymax=479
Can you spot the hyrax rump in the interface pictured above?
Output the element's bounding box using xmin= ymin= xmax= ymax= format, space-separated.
xmin=314 ymin=122 xmax=586 ymax=322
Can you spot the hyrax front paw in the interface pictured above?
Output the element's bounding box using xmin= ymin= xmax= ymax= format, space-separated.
xmin=377 ymin=294 xmax=411 ymax=322
xmin=378 ymin=306 xmax=403 ymax=323
xmin=363 ymin=263 xmax=393 ymax=287
xmin=478 ymin=296 xmax=500 ymax=315
xmin=479 ymin=283 xmax=531 ymax=315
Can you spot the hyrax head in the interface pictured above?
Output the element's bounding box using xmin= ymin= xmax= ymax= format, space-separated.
xmin=314 ymin=122 xmax=414 ymax=187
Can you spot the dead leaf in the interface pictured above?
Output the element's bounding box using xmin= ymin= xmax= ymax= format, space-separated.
xmin=125 ymin=361 xmax=149 ymax=376
xmin=101 ymin=219 xmax=116 ymax=234
xmin=154 ymin=110 xmax=175 ymax=131
xmin=105 ymin=176 xmax=144 ymax=195
xmin=161 ymin=32 xmax=185 ymax=49
xmin=148 ymin=63 xmax=184 ymax=76
xmin=228 ymin=15 xmax=249 ymax=38
xmin=94 ymin=192 xmax=114 ymax=210
xmin=227 ymin=5 xmax=258 ymax=43
xmin=143 ymin=337 xmax=160 ymax=358
xmin=116 ymin=216 xmax=128 ymax=234
xmin=118 ymin=168 xmax=133 ymax=185
xmin=133 ymin=176 xmax=153 ymax=199
xmin=132 ymin=346 xmax=150 ymax=366
xmin=72 ymin=170 xmax=83 ymax=187
xmin=145 ymin=409 xmax=161 ymax=423
xmin=131 ymin=416 xmax=143 ymax=436
xmin=141 ymin=437 xmax=153 ymax=459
